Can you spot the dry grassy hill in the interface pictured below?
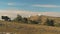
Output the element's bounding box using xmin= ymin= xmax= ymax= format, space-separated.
xmin=0 ymin=21 xmax=60 ymax=34
xmin=28 ymin=15 xmax=60 ymax=25
xmin=0 ymin=15 xmax=60 ymax=34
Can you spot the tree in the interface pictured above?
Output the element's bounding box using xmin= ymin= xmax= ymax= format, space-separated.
xmin=22 ymin=17 xmax=28 ymax=23
xmin=1 ymin=16 xmax=11 ymax=21
xmin=50 ymin=20 xmax=54 ymax=26
xmin=13 ymin=14 xmax=22 ymax=22
xmin=45 ymin=18 xmax=54 ymax=26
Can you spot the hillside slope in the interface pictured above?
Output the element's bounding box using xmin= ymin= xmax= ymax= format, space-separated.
xmin=0 ymin=22 xmax=60 ymax=34
xmin=28 ymin=15 xmax=60 ymax=25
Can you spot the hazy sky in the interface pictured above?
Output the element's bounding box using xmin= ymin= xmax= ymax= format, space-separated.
xmin=0 ymin=0 xmax=60 ymax=19
xmin=0 ymin=0 xmax=60 ymax=12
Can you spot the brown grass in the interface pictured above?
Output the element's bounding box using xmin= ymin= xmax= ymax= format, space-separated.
xmin=0 ymin=21 xmax=60 ymax=34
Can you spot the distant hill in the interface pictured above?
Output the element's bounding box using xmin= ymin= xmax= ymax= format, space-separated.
xmin=28 ymin=15 xmax=60 ymax=25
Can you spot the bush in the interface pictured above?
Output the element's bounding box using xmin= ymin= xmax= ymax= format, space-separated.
xmin=44 ymin=19 xmax=54 ymax=26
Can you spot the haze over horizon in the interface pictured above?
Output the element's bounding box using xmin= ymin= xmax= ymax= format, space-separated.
xmin=0 ymin=0 xmax=60 ymax=19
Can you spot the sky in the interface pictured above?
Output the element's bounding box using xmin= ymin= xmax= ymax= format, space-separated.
xmin=0 ymin=0 xmax=60 ymax=12
xmin=0 ymin=0 xmax=60 ymax=19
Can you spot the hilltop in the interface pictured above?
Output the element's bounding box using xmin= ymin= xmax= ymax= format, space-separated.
xmin=28 ymin=15 xmax=60 ymax=26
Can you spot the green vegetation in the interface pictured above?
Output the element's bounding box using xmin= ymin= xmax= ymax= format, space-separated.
xmin=13 ymin=14 xmax=22 ymax=22
xmin=1 ymin=16 xmax=11 ymax=21
xmin=44 ymin=19 xmax=54 ymax=26
xmin=1 ymin=14 xmax=60 ymax=27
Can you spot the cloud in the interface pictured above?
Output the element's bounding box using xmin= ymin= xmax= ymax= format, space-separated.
xmin=8 ymin=3 xmax=14 ymax=6
xmin=0 ymin=10 xmax=60 ymax=20
xmin=32 ymin=4 xmax=60 ymax=8
xmin=7 ymin=2 xmax=27 ymax=6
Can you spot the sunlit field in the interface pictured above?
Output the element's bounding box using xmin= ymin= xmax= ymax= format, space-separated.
xmin=0 ymin=21 xmax=60 ymax=34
